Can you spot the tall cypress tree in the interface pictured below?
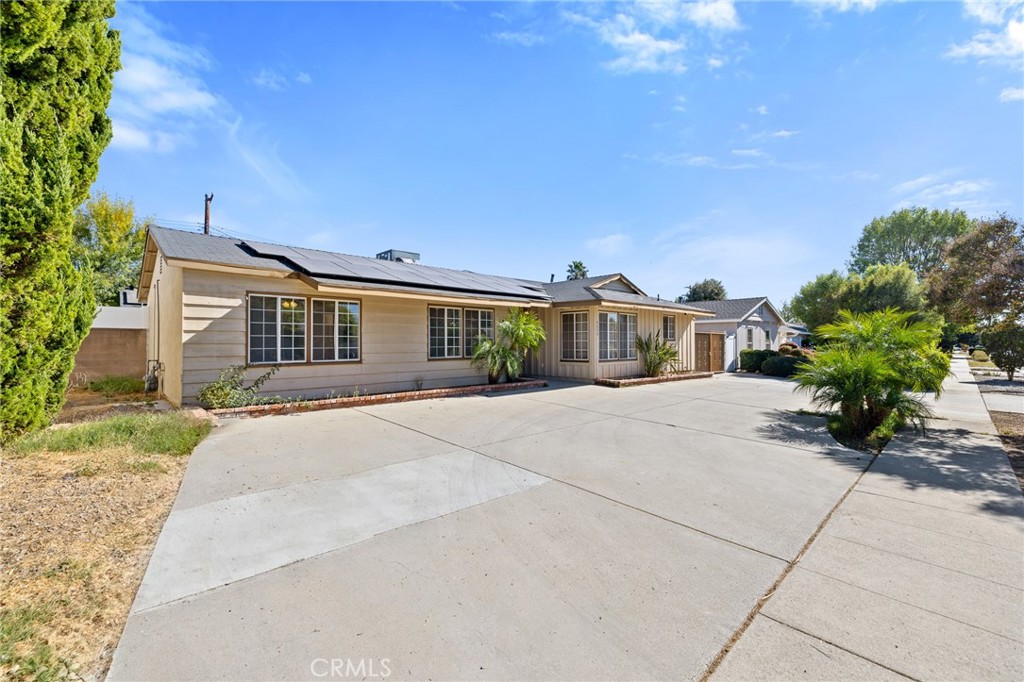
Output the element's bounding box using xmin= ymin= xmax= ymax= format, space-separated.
xmin=1 ymin=1 xmax=120 ymax=440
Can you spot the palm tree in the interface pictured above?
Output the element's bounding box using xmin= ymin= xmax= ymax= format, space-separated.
xmin=793 ymin=308 xmax=949 ymax=439
xmin=566 ymin=260 xmax=588 ymax=280
xmin=470 ymin=308 xmax=547 ymax=382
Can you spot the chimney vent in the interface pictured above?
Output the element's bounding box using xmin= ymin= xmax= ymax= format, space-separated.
xmin=203 ymin=193 xmax=214 ymax=234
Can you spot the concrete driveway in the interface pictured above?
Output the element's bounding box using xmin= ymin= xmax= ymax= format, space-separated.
xmin=109 ymin=375 xmax=873 ymax=681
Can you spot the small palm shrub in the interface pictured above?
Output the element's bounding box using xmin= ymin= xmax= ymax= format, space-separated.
xmin=470 ymin=308 xmax=546 ymax=383
xmin=635 ymin=332 xmax=677 ymax=377
xmin=793 ymin=309 xmax=949 ymax=446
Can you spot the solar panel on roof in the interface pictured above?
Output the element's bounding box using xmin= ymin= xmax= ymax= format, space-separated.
xmin=241 ymin=239 xmax=549 ymax=299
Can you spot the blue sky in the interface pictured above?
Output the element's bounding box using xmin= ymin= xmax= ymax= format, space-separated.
xmin=96 ymin=0 xmax=1023 ymax=306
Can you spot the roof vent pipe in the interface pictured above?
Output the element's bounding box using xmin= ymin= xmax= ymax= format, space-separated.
xmin=550 ymin=274 xmax=554 ymax=283
xmin=204 ymin=193 xmax=214 ymax=235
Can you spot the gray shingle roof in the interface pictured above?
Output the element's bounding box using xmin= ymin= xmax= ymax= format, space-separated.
xmin=686 ymin=297 xmax=768 ymax=320
xmin=147 ymin=226 xmax=550 ymax=302
xmin=541 ymin=275 xmax=711 ymax=313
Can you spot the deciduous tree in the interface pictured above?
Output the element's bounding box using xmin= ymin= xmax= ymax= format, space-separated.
xmin=1 ymin=0 xmax=120 ymax=440
xmin=679 ymin=278 xmax=727 ymax=302
xmin=72 ymin=191 xmax=150 ymax=305
xmin=849 ymin=207 xmax=973 ymax=278
xmin=926 ymin=214 xmax=1024 ymax=327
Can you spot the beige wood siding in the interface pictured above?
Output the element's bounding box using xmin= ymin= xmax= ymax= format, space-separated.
xmin=180 ymin=269 xmax=511 ymax=404
xmin=528 ymin=306 xmax=698 ymax=380
xmin=146 ymin=257 xmax=184 ymax=405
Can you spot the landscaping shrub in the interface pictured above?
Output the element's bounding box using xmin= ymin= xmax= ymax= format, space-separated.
xmin=794 ymin=309 xmax=949 ymax=447
xmin=196 ymin=365 xmax=280 ymax=408
xmin=739 ymin=349 xmax=777 ymax=372
xmin=971 ymin=349 xmax=989 ymax=362
xmin=761 ymin=355 xmax=804 ymax=377
xmin=470 ymin=308 xmax=546 ymax=383
xmin=87 ymin=375 xmax=145 ymax=395
xmin=636 ymin=332 xmax=678 ymax=377
xmin=982 ymin=325 xmax=1024 ymax=381
xmin=778 ymin=342 xmax=799 ymax=356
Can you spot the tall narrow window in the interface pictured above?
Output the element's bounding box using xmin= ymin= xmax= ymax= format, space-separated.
xmin=429 ymin=307 xmax=462 ymax=358
xmin=662 ymin=315 xmax=676 ymax=342
xmin=464 ymin=309 xmax=494 ymax=356
xmin=764 ymin=328 xmax=771 ymax=348
xmin=561 ymin=312 xmax=588 ymax=361
xmin=249 ymin=295 xmax=306 ymax=364
xmin=599 ymin=312 xmax=637 ymax=360
xmin=312 ymin=299 xmax=360 ymax=362
xmin=746 ymin=327 xmax=754 ymax=349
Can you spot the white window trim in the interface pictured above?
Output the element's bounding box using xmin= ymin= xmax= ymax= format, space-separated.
xmin=311 ymin=298 xmax=360 ymax=363
xmin=561 ymin=311 xmax=589 ymax=361
xmin=463 ymin=308 xmax=495 ymax=357
xmin=663 ymin=315 xmax=677 ymax=342
xmin=248 ymin=294 xmax=307 ymax=365
xmin=429 ymin=306 xmax=464 ymax=359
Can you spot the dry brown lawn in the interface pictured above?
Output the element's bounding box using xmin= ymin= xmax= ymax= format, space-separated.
xmin=1 ymin=392 xmax=209 ymax=680
xmin=989 ymin=410 xmax=1024 ymax=493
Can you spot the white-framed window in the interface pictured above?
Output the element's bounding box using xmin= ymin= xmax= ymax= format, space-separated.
xmin=662 ymin=315 xmax=676 ymax=342
xmin=746 ymin=327 xmax=754 ymax=349
xmin=599 ymin=311 xmax=637 ymax=361
xmin=429 ymin=306 xmax=463 ymax=359
xmin=561 ymin=311 xmax=589 ymax=361
xmin=464 ymin=309 xmax=495 ymax=356
xmin=764 ymin=328 xmax=771 ymax=348
xmin=311 ymin=299 xmax=360 ymax=362
xmin=249 ymin=294 xmax=306 ymax=364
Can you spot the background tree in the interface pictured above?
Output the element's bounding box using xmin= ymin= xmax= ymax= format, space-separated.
xmin=982 ymin=324 xmax=1024 ymax=381
xmin=566 ymin=260 xmax=588 ymax=280
xmin=926 ymin=214 xmax=1024 ymax=327
xmin=787 ymin=270 xmax=846 ymax=332
xmin=780 ymin=299 xmax=802 ymax=324
xmin=72 ymin=191 xmax=150 ymax=305
xmin=1 ymin=1 xmax=120 ymax=440
xmin=849 ymin=207 xmax=973 ymax=278
xmin=679 ymin=278 xmax=727 ymax=302
xmin=789 ymin=264 xmax=934 ymax=333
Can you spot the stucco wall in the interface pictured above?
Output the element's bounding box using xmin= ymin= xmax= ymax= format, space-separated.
xmin=72 ymin=328 xmax=147 ymax=381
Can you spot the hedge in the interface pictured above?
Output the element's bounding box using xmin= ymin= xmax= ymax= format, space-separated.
xmin=761 ymin=355 xmax=804 ymax=377
xmin=739 ymin=348 xmax=778 ymax=372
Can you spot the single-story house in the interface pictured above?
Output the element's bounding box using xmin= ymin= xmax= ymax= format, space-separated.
xmin=686 ymin=297 xmax=787 ymax=372
xmin=138 ymin=226 xmax=713 ymax=405
xmin=779 ymin=322 xmax=810 ymax=347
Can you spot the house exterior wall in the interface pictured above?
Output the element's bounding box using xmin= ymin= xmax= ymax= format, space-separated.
xmin=528 ymin=305 xmax=697 ymax=380
xmin=695 ymin=307 xmax=784 ymax=372
xmin=73 ymin=329 xmax=148 ymax=381
xmin=146 ymin=257 xmax=184 ymax=404
xmin=178 ymin=269 xmax=513 ymax=405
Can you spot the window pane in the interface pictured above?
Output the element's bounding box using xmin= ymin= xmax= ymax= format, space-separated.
xmin=446 ymin=308 xmax=461 ymax=357
xmin=312 ymin=300 xmax=336 ymax=362
xmin=280 ymin=297 xmax=305 ymax=362
xmin=561 ymin=312 xmax=588 ymax=361
xmin=623 ymin=314 xmax=637 ymax=360
xmin=249 ymin=295 xmax=278 ymax=364
xmin=338 ymin=302 xmax=360 ymax=360
xmin=429 ymin=307 xmax=445 ymax=358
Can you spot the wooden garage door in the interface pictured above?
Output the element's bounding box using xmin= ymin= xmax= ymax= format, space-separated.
xmin=695 ymin=333 xmax=725 ymax=373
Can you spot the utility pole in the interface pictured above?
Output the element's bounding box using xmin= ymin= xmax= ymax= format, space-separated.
xmin=204 ymin=193 xmax=214 ymax=234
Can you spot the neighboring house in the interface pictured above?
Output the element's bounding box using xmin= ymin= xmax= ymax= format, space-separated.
xmin=138 ymin=227 xmax=713 ymax=405
xmin=779 ymin=322 xmax=810 ymax=347
xmin=527 ymin=275 xmax=714 ymax=382
xmin=687 ymin=297 xmax=787 ymax=372
xmin=72 ymin=295 xmax=148 ymax=382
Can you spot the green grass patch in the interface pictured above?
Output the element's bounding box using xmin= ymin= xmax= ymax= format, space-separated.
xmin=826 ymin=411 xmax=903 ymax=454
xmin=968 ymin=359 xmax=998 ymax=369
xmin=72 ymin=463 xmax=101 ymax=478
xmin=0 ymin=605 xmax=73 ymax=681
xmin=12 ymin=413 xmax=212 ymax=457
xmin=123 ymin=459 xmax=167 ymax=474
xmin=86 ymin=375 xmax=146 ymax=396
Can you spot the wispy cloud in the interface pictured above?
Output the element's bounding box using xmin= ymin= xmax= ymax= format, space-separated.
xmin=946 ymin=1 xmax=1024 ymax=65
xmin=108 ymin=4 xmax=219 ymax=153
xmin=891 ymin=169 xmax=996 ymax=210
xmin=585 ymin=232 xmax=633 ymax=256
xmin=251 ymin=68 xmax=288 ymax=91
xmin=109 ymin=3 xmax=307 ymax=199
xmin=673 ymin=95 xmax=688 ymax=112
xmin=566 ymin=12 xmax=687 ymax=74
xmin=752 ymin=104 xmax=769 ymax=115
xmin=808 ymin=0 xmax=889 ymax=14
xmin=707 ymin=56 xmax=726 ymax=69
xmin=1000 ymin=86 xmax=1024 ymax=101
xmin=732 ymin=148 xmax=766 ymax=157
xmin=492 ymin=31 xmax=545 ymax=47
xmin=296 ymin=72 xmax=312 ymax=85
xmin=749 ymin=128 xmax=800 ymax=140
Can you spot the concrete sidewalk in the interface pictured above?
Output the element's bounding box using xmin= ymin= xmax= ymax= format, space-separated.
xmin=715 ymin=358 xmax=1024 ymax=681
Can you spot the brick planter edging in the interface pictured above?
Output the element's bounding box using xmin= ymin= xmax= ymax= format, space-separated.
xmin=207 ymin=379 xmax=549 ymax=418
xmin=594 ymin=372 xmax=713 ymax=388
